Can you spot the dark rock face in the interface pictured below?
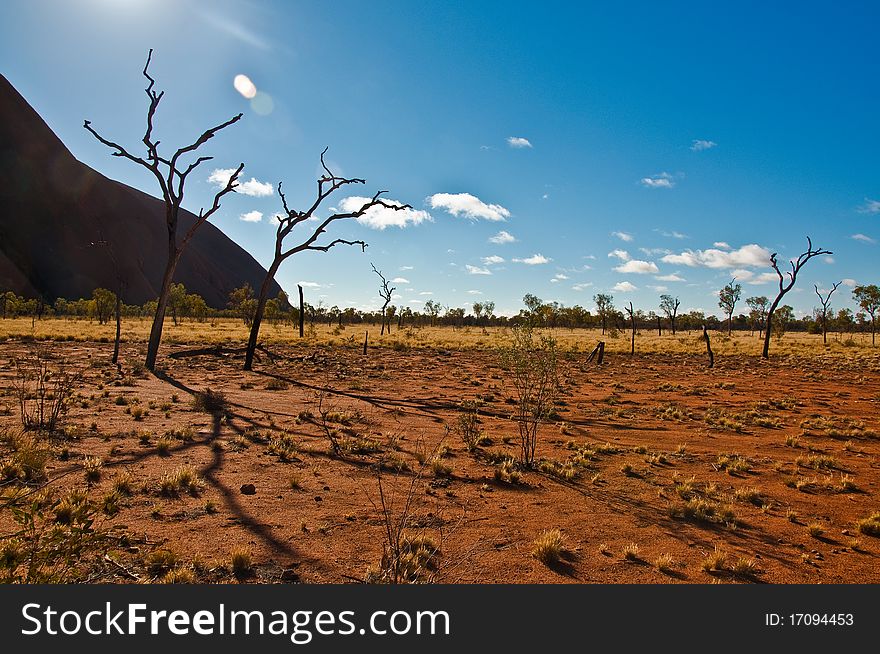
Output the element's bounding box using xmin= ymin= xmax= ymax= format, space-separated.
xmin=0 ymin=74 xmax=280 ymax=307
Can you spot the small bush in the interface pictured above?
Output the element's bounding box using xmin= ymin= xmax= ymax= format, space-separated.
xmin=532 ymin=529 xmax=566 ymax=566
xmin=622 ymin=543 xmax=640 ymax=561
xmin=231 ymin=548 xmax=252 ymax=579
xmin=192 ymin=389 xmax=227 ymax=414
xmin=83 ymin=456 xmax=103 ymax=482
xmin=159 ymin=466 xmax=204 ymax=497
xmin=855 ymin=512 xmax=880 ymax=537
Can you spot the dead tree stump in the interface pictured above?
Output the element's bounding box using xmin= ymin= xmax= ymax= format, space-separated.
xmin=587 ymin=341 xmax=605 ymax=364
xmin=363 ymin=331 xmax=369 ymax=355
xmin=702 ymin=325 xmax=714 ymax=368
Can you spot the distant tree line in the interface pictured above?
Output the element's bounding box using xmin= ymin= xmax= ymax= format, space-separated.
xmin=3 ymin=282 xmax=877 ymax=345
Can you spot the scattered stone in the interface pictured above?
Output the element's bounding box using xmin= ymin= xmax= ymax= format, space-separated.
xmin=240 ymin=483 xmax=256 ymax=495
xmin=314 ymin=496 xmax=322 ymax=502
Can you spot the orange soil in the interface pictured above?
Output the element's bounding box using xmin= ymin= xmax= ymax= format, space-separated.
xmin=2 ymin=339 xmax=879 ymax=583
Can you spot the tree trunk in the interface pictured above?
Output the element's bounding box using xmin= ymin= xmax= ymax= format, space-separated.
xmin=761 ymin=297 xmax=783 ymax=359
xmin=703 ymin=325 xmax=714 ymax=368
xmin=822 ymin=314 xmax=827 ymax=345
xmin=671 ymin=315 xmax=676 ymax=336
xmin=298 ymin=284 xmax=304 ymax=338
xmin=145 ymin=251 xmax=180 ymax=371
xmin=112 ymin=293 xmax=121 ymax=365
xmin=630 ymin=320 xmax=635 ymax=355
xmin=657 ymin=316 xmax=662 ymax=336
xmin=727 ymin=314 xmax=733 ymax=336
xmin=244 ymin=259 xmax=282 ymax=370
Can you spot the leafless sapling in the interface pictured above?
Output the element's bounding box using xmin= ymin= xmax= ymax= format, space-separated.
xmin=499 ymin=326 xmax=559 ymax=467
xmin=243 ymin=150 xmax=411 ymax=369
xmin=625 ymin=301 xmax=636 ymax=355
xmin=84 ymin=49 xmax=243 ymax=371
xmin=88 ymin=231 xmax=126 ymax=365
xmin=372 ymin=264 xmax=396 ymax=336
xmin=762 ymin=237 xmax=832 ymax=359
xmin=814 ymin=281 xmax=841 ymax=345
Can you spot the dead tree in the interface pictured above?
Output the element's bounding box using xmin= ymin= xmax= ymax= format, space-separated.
xmin=762 ymin=237 xmax=832 ymax=359
xmin=243 ymin=149 xmax=410 ymax=370
xmin=84 ymin=50 xmax=243 ymax=371
xmin=297 ymin=284 xmax=305 ymax=338
xmin=814 ymin=281 xmax=841 ymax=345
xmin=702 ymin=325 xmax=714 ymax=368
xmin=625 ymin=301 xmax=635 ymax=355
xmin=373 ymin=264 xmax=396 ymax=336
xmin=659 ymin=294 xmax=680 ymax=335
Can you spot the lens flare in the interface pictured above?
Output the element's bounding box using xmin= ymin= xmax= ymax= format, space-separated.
xmin=233 ymin=74 xmax=257 ymax=99
xmin=250 ymin=91 xmax=274 ymax=116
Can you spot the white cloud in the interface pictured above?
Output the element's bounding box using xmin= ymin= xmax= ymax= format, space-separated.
xmin=851 ymin=233 xmax=876 ymax=244
xmin=612 ymin=231 xmax=634 ymax=242
xmin=655 ymin=273 xmax=685 ymax=282
xmin=640 ymin=247 xmax=670 ymax=256
xmin=237 ymin=178 xmax=274 ymax=196
xmin=614 ymin=260 xmax=659 ymax=274
xmin=857 ymin=198 xmax=880 ymax=214
xmin=713 ymin=241 xmax=731 ymax=250
xmin=391 ymin=277 xmax=410 ymax=284
xmin=554 ymin=273 xmax=569 ymax=280
xmin=513 ymin=254 xmax=551 ymax=265
xmin=691 ymin=139 xmax=717 ymax=152
xmin=746 ymin=272 xmax=780 ymax=285
xmin=428 ymin=193 xmax=510 ymax=221
xmin=823 ymin=256 xmax=835 ymax=264
xmin=659 ymin=230 xmax=689 ymax=239
xmin=339 ymin=196 xmax=432 ymax=230
xmin=466 ymin=265 xmax=492 ymax=275
xmin=481 ymin=255 xmax=505 ymax=265
xmin=489 ymin=230 xmax=516 ymax=244
xmin=640 ymin=172 xmax=677 ymax=189
xmin=648 ymin=285 xmax=668 ymax=292
xmin=419 ymin=291 xmax=434 ymax=296
xmin=209 ymin=168 xmax=273 ymax=197
xmin=467 ymin=290 xmax=483 ymax=295
xmin=661 ymin=243 xmax=771 ymax=268
xmin=572 ymin=282 xmax=593 ymax=291
xmin=842 ymin=278 xmax=857 ymax=287
xmin=298 ymin=281 xmax=324 ymax=288
xmin=612 ymin=281 xmax=638 ymax=292
xmin=608 ymin=249 xmax=630 ymax=261
xmin=507 ymin=136 xmax=532 ymax=148
xmin=400 ymin=265 xmax=414 ymax=271
xmin=239 ymin=210 xmax=263 ymax=223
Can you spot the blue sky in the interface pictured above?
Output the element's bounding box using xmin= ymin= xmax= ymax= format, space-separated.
xmin=2 ymin=0 xmax=878 ymax=316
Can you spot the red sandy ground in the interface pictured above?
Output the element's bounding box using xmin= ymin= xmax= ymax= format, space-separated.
xmin=2 ymin=340 xmax=879 ymax=583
